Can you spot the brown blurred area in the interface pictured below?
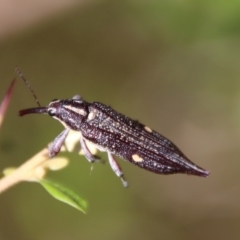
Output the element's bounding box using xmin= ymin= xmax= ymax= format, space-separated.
xmin=0 ymin=1 xmax=240 ymax=240
xmin=0 ymin=0 xmax=86 ymax=41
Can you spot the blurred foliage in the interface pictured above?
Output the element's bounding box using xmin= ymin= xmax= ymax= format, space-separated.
xmin=0 ymin=0 xmax=240 ymax=240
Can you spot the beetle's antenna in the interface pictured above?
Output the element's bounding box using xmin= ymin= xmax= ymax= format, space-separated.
xmin=15 ymin=67 xmax=41 ymax=107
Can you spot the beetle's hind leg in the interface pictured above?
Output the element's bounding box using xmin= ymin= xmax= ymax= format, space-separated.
xmin=107 ymin=151 xmax=128 ymax=187
xmin=80 ymin=137 xmax=102 ymax=163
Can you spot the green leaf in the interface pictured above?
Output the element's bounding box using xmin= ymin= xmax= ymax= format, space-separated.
xmin=39 ymin=179 xmax=87 ymax=213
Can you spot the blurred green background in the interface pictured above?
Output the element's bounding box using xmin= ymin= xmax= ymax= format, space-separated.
xmin=0 ymin=0 xmax=240 ymax=239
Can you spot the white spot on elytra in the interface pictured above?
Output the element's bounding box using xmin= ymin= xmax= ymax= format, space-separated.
xmin=88 ymin=109 xmax=98 ymax=121
xmin=132 ymin=154 xmax=144 ymax=162
xmin=88 ymin=111 xmax=96 ymax=120
xmin=144 ymin=126 xmax=152 ymax=133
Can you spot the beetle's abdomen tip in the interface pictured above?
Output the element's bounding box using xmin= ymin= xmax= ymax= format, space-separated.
xmin=199 ymin=169 xmax=210 ymax=177
xmin=188 ymin=167 xmax=210 ymax=177
xmin=177 ymin=156 xmax=210 ymax=177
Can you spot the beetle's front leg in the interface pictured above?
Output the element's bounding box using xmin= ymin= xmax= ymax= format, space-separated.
xmin=49 ymin=129 xmax=70 ymax=158
xmin=107 ymin=151 xmax=128 ymax=187
xmin=80 ymin=137 xmax=102 ymax=163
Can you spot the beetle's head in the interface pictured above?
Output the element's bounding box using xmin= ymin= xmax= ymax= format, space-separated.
xmin=19 ymin=97 xmax=88 ymax=131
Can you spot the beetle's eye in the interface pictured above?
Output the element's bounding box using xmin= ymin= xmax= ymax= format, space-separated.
xmin=48 ymin=109 xmax=56 ymax=117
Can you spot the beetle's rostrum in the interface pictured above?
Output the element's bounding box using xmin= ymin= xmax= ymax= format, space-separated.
xmin=19 ymin=95 xmax=210 ymax=187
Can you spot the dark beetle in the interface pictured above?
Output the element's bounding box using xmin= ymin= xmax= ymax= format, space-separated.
xmin=19 ymin=95 xmax=209 ymax=187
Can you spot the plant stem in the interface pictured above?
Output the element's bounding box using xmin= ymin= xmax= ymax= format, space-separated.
xmin=0 ymin=148 xmax=49 ymax=194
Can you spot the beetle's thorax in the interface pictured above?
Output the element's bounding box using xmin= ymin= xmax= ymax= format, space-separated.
xmin=48 ymin=99 xmax=89 ymax=130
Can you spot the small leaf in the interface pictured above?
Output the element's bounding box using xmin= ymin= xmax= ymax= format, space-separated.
xmin=63 ymin=131 xmax=98 ymax=155
xmin=63 ymin=131 xmax=81 ymax=152
xmin=39 ymin=179 xmax=87 ymax=213
xmin=3 ymin=167 xmax=16 ymax=176
xmin=41 ymin=157 xmax=69 ymax=171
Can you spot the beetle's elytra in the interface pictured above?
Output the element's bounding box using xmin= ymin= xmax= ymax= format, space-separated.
xmin=19 ymin=95 xmax=209 ymax=187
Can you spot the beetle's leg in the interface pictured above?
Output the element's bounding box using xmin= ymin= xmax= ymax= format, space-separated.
xmin=107 ymin=151 xmax=128 ymax=187
xmin=80 ymin=137 xmax=102 ymax=163
xmin=49 ymin=129 xmax=70 ymax=158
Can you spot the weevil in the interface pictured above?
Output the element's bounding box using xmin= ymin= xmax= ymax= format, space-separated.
xmin=17 ymin=69 xmax=209 ymax=187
